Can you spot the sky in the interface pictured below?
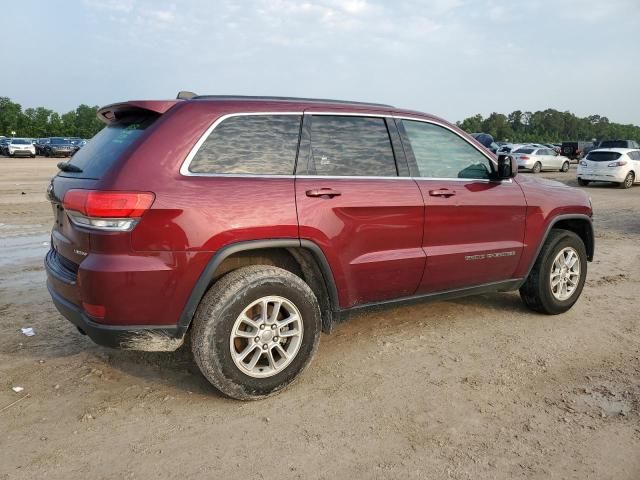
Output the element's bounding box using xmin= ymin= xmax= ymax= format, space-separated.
xmin=1 ymin=0 xmax=639 ymax=125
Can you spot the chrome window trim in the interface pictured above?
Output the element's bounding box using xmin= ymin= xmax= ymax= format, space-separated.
xmin=180 ymin=111 xmax=303 ymax=177
xmin=179 ymin=110 xmax=504 ymax=181
xmin=391 ymin=114 xmax=499 ymax=168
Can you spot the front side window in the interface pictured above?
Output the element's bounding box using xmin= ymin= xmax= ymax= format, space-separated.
xmin=189 ymin=114 xmax=301 ymax=175
xmin=306 ymin=115 xmax=397 ymax=177
xmin=400 ymin=120 xmax=493 ymax=179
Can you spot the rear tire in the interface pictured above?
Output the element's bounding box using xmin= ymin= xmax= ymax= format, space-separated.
xmin=532 ymin=162 xmax=542 ymax=173
xmin=519 ymin=229 xmax=587 ymax=315
xmin=560 ymin=161 xmax=570 ymax=172
xmin=577 ymin=178 xmax=589 ymax=186
xmin=191 ymin=265 xmax=321 ymax=400
xmin=620 ymin=172 xmax=634 ymax=189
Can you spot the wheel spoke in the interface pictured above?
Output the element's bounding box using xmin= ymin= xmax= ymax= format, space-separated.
xmin=239 ymin=314 xmax=259 ymax=330
xmin=246 ymin=348 xmax=263 ymax=370
xmin=277 ymin=314 xmax=299 ymax=329
xmin=266 ymin=348 xmax=276 ymax=369
xmin=274 ymin=343 xmax=289 ymax=360
xmin=238 ymin=344 xmax=258 ymax=362
xmin=261 ymin=299 xmax=269 ymax=322
xmin=270 ymin=301 xmax=282 ymax=323
xmin=234 ymin=329 xmax=256 ymax=338
xmin=279 ymin=327 xmax=300 ymax=338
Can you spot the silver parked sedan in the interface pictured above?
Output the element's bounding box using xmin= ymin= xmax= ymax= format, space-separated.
xmin=512 ymin=147 xmax=571 ymax=173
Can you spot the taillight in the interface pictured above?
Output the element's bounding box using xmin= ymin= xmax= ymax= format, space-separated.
xmin=607 ymin=160 xmax=627 ymax=167
xmin=63 ymin=189 xmax=155 ymax=231
xmin=519 ymin=155 xmax=529 ymax=160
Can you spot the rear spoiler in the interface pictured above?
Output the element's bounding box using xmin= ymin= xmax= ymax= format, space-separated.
xmin=97 ymin=100 xmax=180 ymax=124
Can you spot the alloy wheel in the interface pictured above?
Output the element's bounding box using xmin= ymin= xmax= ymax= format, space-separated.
xmin=229 ymin=296 xmax=303 ymax=378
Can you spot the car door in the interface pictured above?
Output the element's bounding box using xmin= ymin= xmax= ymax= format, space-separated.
xmin=544 ymin=149 xmax=559 ymax=169
xmin=295 ymin=111 xmax=426 ymax=309
xmin=396 ymin=117 xmax=527 ymax=293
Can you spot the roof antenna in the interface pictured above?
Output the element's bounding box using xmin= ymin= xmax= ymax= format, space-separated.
xmin=176 ymin=91 xmax=197 ymax=100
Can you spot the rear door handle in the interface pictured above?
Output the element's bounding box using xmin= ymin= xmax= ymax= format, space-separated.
xmin=306 ymin=188 xmax=342 ymax=198
xmin=428 ymin=189 xmax=456 ymax=198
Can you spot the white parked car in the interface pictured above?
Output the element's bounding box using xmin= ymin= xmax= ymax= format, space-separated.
xmin=7 ymin=138 xmax=36 ymax=158
xmin=577 ymin=148 xmax=640 ymax=189
xmin=511 ymin=147 xmax=571 ymax=173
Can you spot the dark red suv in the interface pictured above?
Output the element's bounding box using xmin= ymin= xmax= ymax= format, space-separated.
xmin=45 ymin=94 xmax=594 ymax=399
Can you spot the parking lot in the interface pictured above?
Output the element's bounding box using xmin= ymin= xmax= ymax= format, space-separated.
xmin=0 ymin=157 xmax=638 ymax=479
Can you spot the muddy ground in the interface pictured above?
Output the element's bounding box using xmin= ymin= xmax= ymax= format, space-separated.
xmin=0 ymin=158 xmax=638 ymax=479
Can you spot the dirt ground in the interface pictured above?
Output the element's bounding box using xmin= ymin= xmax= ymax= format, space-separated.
xmin=0 ymin=158 xmax=638 ymax=480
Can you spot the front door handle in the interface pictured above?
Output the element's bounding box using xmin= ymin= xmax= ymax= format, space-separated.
xmin=306 ymin=188 xmax=342 ymax=198
xmin=428 ymin=189 xmax=456 ymax=198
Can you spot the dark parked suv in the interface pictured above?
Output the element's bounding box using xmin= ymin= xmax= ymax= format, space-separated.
xmin=43 ymin=137 xmax=73 ymax=157
xmin=46 ymin=94 xmax=594 ymax=399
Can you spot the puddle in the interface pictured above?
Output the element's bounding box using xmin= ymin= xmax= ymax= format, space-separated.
xmin=0 ymin=233 xmax=50 ymax=268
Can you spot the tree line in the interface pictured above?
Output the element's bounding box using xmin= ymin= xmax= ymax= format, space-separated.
xmin=2 ymin=95 xmax=639 ymax=144
xmin=0 ymin=97 xmax=104 ymax=139
xmin=457 ymin=109 xmax=640 ymax=143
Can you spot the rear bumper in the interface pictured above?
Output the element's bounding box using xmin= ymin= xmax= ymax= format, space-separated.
xmin=577 ymin=171 xmax=627 ymax=183
xmin=45 ymin=250 xmax=186 ymax=351
xmin=47 ymin=283 xmax=184 ymax=350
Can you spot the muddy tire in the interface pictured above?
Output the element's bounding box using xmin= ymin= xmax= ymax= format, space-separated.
xmin=519 ymin=229 xmax=587 ymax=315
xmin=532 ymin=162 xmax=542 ymax=173
xmin=190 ymin=265 xmax=321 ymax=400
xmin=577 ymin=178 xmax=590 ymax=186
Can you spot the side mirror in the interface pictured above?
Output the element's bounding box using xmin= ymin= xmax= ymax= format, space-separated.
xmin=496 ymin=155 xmax=517 ymax=179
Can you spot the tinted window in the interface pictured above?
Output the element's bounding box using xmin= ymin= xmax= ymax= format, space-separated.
xmin=66 ymin=114 xmax=158 ymax=178
xmin=190 ymin=115 xmax=301 ymax=175
xmin=306 ymin=116 xmax=396 ymax=176
xmin=401 ymin=120 xmax=492 ymax=179
xmin=12 ymin=139 xmax=29 ymax=144
xmin=586 ymin=151 xmax=622 ymax=162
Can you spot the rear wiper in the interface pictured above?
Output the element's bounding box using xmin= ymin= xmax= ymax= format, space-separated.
xmin=57 ymin=162 xmax=83 ymax=173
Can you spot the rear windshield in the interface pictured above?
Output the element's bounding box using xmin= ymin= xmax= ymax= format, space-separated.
xmin=65 ymin=114 xmax=158 ymax=178
xmin=586 ymin=151 xmax=622 ymax=162
xmin=50 ymin=138 xmax=69 ymax=145
xmin=598 ymin=141 xmax=627 ymax=148
xmin=12 ymin=139 xmax=30 ymax=144
xmin=513 ymin=148 xmax=534 ymax=154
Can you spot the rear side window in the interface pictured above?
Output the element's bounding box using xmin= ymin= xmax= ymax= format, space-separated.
xmin=400 ymin=120 xmax=492 ymax=179
xmin=67 ymin=114 xmax=158 ymax=178
xmin=189 ymin=115 xmax=301 ymax=175
xmin=306 ymin=116 xmax=397 ymax=176
xmin=586 ymin=151 xmax=622 ymax=162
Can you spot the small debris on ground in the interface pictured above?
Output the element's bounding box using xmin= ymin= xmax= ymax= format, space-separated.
xmin=20 ymin=327 xmax=35 ymax=337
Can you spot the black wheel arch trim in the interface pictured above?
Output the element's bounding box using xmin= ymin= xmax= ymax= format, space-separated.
xmin=176 ymin=239 xmax=340 ymax=335
xmin=521 ymin=213 xmax=594 ymax=283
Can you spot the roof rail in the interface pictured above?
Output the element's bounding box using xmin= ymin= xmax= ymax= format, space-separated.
xmin=190 ymin=94 xmax=394 ymax=108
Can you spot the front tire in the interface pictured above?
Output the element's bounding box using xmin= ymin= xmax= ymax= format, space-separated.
xmin=191 ymin=265 xmax=321 ymax=400
xmin=560 ymin=161 xmax=570 ymax=172
xmin=532 ymin=162 xmax=542 ymax=173
xmin=577 ymin=178 xmax=590 ymax=186
xmin=519 ymin=229 xmax=587 ymax=315
xmin=620 ymin=172 xmax=634 ymax=189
